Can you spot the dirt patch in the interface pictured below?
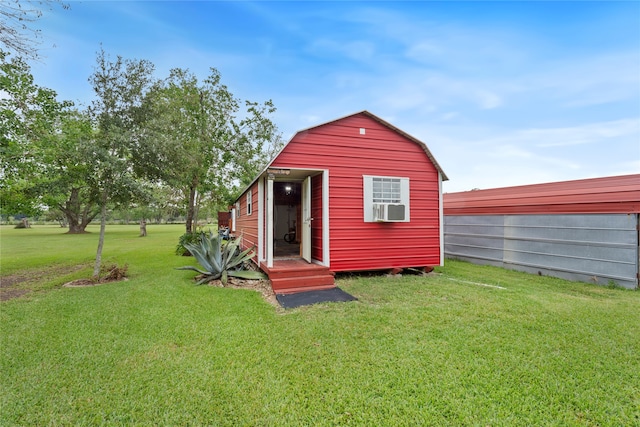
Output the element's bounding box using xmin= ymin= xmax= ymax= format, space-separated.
xmin=0 ymin=288 xmax=29 ymax=301
xmin=1 ymin=264 xmax=89 ymax=302
xmin=1 ymin=274 xmax=31 ymax=288
xmin=206 ymin=277 xmax=278 ymax=307
xmin=62 ymin=277 xmax=129 ymax=287
xmin=1 ymin=264 xmax=128 ymax=301
xmin=62 ymin=264 xmax=129 ymax=288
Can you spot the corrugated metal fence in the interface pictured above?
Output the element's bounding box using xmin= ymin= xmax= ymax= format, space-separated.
xmin=444 ymin=214 xmax=639 ymax=289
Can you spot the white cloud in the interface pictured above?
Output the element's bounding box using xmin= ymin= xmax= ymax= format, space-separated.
xmin=534 ymin=119 xmax=640 ymax=148
xmin=418 ymin=118 xmax=639 ymax=192
xmin=377 ymin=72 xmax=504 ymax=112
xmin=308 ymin=39 xmax=376 ymax=62
xmin=438 ymin=112 xmax=459 ymax=122
xmin=511 ymin=51 xmax=640 ymax=108
xmin=474 ymin=89 xmax=502 ymax=109
xmin=300 ymin=114 xmax=322 ymax=125
xmin=406 ymin=41 xmax=443 ymax=57
xmin=616 ymin=159 xmax=640 ymax=176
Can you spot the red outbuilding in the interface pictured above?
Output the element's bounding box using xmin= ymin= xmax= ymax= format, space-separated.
xmin=233 ymin=111 xmax=448 ymax=293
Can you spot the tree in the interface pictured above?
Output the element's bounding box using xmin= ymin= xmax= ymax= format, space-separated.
xmin=38 ymin=109 xmax=103 ymax=233
xmin=0 ymin=0 xmax=70 ymax=60
xmin=137 ymin=67 xmax=281 ymax=234
xmin=0 ymin=50 xmax=108 ymax=234
xmin=0 ymin=50 xmax=72 ymax=218
xmin=87 ymin=49 xmax=154 ymax=278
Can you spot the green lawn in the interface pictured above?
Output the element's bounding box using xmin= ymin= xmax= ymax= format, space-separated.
xmin=1 ymin=224 xmax=639 ymax=426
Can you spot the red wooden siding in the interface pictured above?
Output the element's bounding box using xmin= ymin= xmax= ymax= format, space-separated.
xmin=444 ymin=174 xmax=640 ymax=215
xmin=271 ymin=113 xmax=442 ymax=272
xmin=217 ymin=211 xmax=231 ymax=228
xmin=236 ymin=182 xmax=259 ymax=258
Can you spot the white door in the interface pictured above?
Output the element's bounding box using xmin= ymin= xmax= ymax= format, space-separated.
xmin=301 ymin=176 xmax=312 ymax=263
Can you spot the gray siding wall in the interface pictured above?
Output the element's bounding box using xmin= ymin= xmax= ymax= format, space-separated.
xmin=444 ymin=214 xmax=639 ymax=289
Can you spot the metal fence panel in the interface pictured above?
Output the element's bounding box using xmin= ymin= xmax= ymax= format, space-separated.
xmin=444 ymin=215 xmax=505 ymax=266
xmin=444 ymin=213 xmax=638 ymax=289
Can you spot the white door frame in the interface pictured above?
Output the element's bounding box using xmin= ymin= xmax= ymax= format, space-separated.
xmin=263 ymin=168 xmax=330 ymax=269
xmin=301 ymin=176 xmax=312 ymax=263
xmin=266 ymin=177 xmax=274 ymax=268
xmin=257 ymin=177 xmax=264 ymax=263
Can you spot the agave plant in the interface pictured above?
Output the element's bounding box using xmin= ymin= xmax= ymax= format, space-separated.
xmin=176 ymin=232 xmax=266 ymax=285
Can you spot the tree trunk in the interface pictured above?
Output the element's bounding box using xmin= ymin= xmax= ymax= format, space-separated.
xmin=68 ymin=222 xmax=85 ymax=234
xmin=185 ymin=178 xmax=198 ymax=234
xmin=93 ymin=192 xmax=108 ymax=279
xmin=61 ymin=188 xmax=99 ymax=234
xmin=63 ymin=188 xmax=82 ymax=233
xmin=193 ymin=190 xmax=201 ymax=229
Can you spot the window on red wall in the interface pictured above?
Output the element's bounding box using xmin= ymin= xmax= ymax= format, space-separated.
xmin=246 ymin=191 xmax=252 ymax=215
xmin=363 ymin=175 xmax=410 ymax=222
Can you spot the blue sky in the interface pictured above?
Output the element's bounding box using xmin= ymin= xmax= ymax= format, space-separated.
xmin=29 ymin=1 xmax=640 ymax=192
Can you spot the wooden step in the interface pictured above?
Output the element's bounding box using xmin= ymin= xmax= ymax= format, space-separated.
xmin=260 ymin=259 xmax=336 ymax=294
xmin=270 ymin=274 xmax=335 ymax=293
xmin=267 ymin=266 xmax=333 ymax=279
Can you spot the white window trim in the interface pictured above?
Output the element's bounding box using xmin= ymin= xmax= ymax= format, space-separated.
xmin=246 ymin=191 xmax=252 ymax=215
xmin=363 ymin=175 xmax=410 ymax=222
xmin=231 ymin=207 xmax=237 ymax=232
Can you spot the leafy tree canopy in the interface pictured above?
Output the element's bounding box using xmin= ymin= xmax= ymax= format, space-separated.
xmin=0 ymin=50 xmax=72 ymax=217
xmin=138 ymin=67 xmax=281 ymax=233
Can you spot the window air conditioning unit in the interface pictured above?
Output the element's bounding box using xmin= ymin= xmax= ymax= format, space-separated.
xmin=373 ymin=203 xmax=406 ymax=222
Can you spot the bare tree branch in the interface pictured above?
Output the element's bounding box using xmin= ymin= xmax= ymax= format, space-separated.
xmin=0 ymin=0 xmax=69 ymax=60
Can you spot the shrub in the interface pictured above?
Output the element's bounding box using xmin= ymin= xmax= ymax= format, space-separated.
xmin=175 ymin=229 xmax=207 ymax=256
xmin=176 ymin=232 xmax=265 ymax=285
